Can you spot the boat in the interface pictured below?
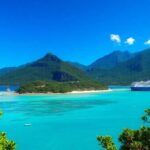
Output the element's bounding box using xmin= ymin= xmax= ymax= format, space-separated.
xmin=131 ymin=80 xmax=150 ymax=91
xmin=24 ymin=123 xmax=32 ymax=126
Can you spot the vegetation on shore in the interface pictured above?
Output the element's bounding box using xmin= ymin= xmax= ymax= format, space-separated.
xmin=97 ymin=109 xmax=150 ymax=150
xmin=0 ymin=112 xmax=16 ymax=150
xmin=17 ymin=80 xmax=107 ymax=94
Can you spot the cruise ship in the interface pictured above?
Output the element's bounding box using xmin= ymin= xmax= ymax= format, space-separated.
xmin=131 ymin=80 xmax=150 ymax=91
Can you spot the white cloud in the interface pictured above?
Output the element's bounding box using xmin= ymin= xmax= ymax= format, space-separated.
xmin=110 ymin=34 xmax=121 ymax=43
xmin=144 ymin=40 xmax=150 ymax=45
xmin=125 ymin=37 xmax=135 ymax=45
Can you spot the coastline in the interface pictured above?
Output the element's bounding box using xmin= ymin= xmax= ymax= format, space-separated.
xmin=0 ymin=89 xmax=112 ymax=96
xmin=68 ymin=89 xmax=112 ymax=94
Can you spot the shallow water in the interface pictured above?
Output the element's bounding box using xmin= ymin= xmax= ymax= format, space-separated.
xmin=0 ymin=89 xmax=149 ymax=150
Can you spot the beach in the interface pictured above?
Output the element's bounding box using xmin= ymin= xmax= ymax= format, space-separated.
xmin=2 ymin=89 xmax=112 ymax=96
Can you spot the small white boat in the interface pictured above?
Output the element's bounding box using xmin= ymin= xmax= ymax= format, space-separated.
xmin=24 ymin=123 xmax=32 ymax=126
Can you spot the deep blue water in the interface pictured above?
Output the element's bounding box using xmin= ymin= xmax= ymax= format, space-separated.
xmin=0 ymin=88 xmax=149 ymax=150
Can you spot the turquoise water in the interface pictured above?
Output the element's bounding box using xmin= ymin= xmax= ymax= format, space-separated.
xmin=0 ymin=89 xmax=150 ymax=150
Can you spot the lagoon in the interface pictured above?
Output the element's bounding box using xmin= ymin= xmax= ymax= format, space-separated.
xmin=0 ymin=88 xmax=149 ymax=150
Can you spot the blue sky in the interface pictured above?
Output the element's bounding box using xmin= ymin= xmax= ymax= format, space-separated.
xmin=0 ymin=0 xmax=150 ymax=67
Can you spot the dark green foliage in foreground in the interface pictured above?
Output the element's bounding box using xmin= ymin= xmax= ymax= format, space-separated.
xmin=0 ymin=112 xmax=16 ymax=150
xmin=97 ymin=136 xmax=117 ymax=150
xmin=17 ymin=80 xmax=107 ymax=93
xmin=97 ymin=109 xmax=150 ymax=150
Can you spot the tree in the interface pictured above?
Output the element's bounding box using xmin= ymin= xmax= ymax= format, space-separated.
xmin=0 ymin=112 xmax=16 ymax=150
xmin=97 ymin=109 xmax=150 ymax=150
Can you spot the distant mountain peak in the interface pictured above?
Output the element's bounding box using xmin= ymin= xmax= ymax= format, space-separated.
xmin=111 ymin=50 xmax=130 ymax=54
xmin=0 ymin=52 xmax=91 ymax=84
xmin=111 ymin=50 xmax=122 ymax=53
xmin=88 ymin=48 xmax=150 ymax=85
xmin=89 ymin=50 xmax=133 ymax=70
xmin=41 ymin=52 xmax=61 ymax=62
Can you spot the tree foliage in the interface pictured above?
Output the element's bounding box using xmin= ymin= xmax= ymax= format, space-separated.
xmin=97 ymin=109 xmax=150 ymax=150
xmin=17 ymin=80 xmax=107 ymax=94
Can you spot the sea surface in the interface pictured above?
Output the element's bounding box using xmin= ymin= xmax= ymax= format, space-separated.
xmin=0 ymin=86 xmax=149 ymax=150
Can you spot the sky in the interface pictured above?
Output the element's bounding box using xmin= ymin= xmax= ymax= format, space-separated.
xmin=0 ymin=0 xmax=150 ymax=67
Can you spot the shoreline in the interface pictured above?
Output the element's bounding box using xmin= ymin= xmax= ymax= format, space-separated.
xmin=67 ymin=89 xmax=112 ymax=94
xmin=0 ymin=89 xmax=112 ymax=96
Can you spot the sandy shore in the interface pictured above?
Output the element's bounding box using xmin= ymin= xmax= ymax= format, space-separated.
xmin=0 ymin=89 xmax=112 ymax=96
xmin=68 ymin=89 xmax=112 ymax=94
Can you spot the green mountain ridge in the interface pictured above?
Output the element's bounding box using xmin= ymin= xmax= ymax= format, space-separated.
xmin=0 ymin=67 xmax=17 ymax=76
xmin=88 ymin=50 xmax=133 ymax=70
xmin=67 ymin=61 xmax=87 ymax=71
xmin=88 ymin=48 xmax=150 ymax=85
xmin=0 ymin=53 xmax=92 ymax=85
xmin=1 ymin=48 xmax=150 ymax=86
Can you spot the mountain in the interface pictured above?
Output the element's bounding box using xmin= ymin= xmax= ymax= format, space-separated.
xmin=88 ymin=48 xmax=150 ymax=85
xmin=0 ymin=53 xmax=92 ymax=85
xmin=68 ymin=62 xmax=87 ymax=71
xmin=0 ymin=67 xmax=17 ymax=76
xmin=2 ymin=48 xmax=150 ymax=86
xmin=89 ymin=50 xmax=133 ymax=70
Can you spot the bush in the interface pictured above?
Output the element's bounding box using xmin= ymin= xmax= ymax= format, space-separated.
xmin=97 ymin=109 xmax=150 ymax=150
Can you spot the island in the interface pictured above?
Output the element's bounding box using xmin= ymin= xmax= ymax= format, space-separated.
xmin=17 ymin=80 xmax=107 ymax=94
xmin=0 ymin=53 xmax=107 ymax=94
